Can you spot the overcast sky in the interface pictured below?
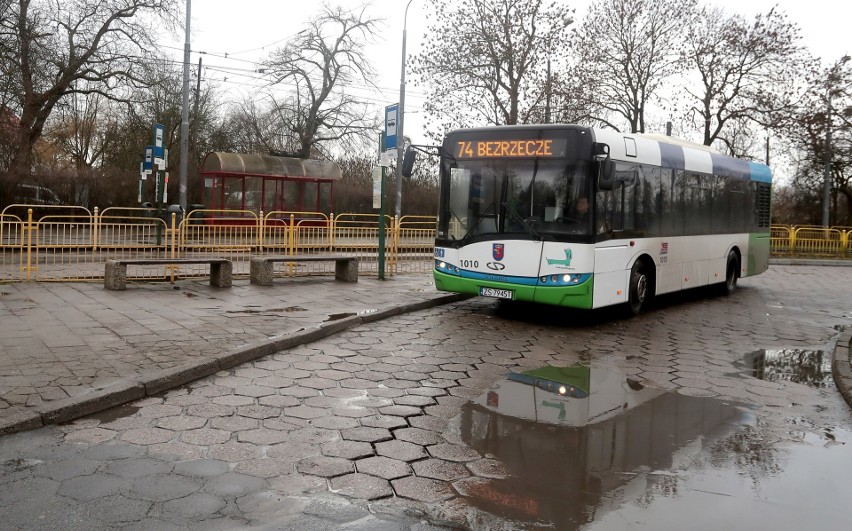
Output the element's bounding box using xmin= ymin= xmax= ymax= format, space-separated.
xmin=170 ymin=0 xmax=851 ymax=153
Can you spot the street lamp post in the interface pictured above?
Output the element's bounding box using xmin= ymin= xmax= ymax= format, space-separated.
xmin=395 ymin=0 xmax=414 ymax=221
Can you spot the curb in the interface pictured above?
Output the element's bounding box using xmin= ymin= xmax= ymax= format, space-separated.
xmin=0 ymin=292 xmax=468 ymax=437
xmin=770 ymin=258 xmax=852 ymax=267
xmin=831 ymin=330 xmax=852 ymax=409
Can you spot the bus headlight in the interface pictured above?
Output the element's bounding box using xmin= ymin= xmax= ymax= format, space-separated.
xmin=563 ymin=274 xmax=571 ymax=283
xmin=540 ymin=276 xmax=548 ymax=283
xmin=438 ymin=261 xmax=446 ymax=269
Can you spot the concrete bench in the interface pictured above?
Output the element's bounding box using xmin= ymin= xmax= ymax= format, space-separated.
xmin=104 ymin=258 xmax=233 ymax=290
xmin=250 ymin=254 xmax=358 ymax=286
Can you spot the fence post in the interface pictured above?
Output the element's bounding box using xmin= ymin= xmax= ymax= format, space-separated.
xmin=93 ymin=206 xmax=99 ymax=251
xmin=329 ymin=212 xmax=334 ymax=251
xmin=24 ymin=208 xmax=33 ymax=281
xmin=170 ymin=212 xmax=177 ymax=283
xmin=258 ymin=210 xmax=264 ymax=252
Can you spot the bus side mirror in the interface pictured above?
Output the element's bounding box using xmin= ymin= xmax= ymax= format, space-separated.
xmin=401 ymin=148 xmax=417 ymax=178
xmin=594 ymin=142 xmax=614 ymax=191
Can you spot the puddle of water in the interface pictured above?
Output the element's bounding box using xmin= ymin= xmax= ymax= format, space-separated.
xmin=733 ymin=349 xmax=834 ymax=389
xmin=83 ymin=403 xmax=141 ymax=424
xmin=454 ymin=364 xmax=852 ymax=530
xmin=456 ymin=365 xmax=752 ymax=529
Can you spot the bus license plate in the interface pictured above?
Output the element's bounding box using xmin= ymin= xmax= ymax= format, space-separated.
xmin=480 ymin=287 xmax=513 ymax=300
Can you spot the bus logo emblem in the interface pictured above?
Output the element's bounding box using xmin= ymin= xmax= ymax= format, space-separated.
xmin=493 ymin=243 xmax=505 ymax=261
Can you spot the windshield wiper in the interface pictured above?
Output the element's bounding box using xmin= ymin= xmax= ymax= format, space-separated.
xmin=459 ymin=201 xmax=496 ymax=244
xmin=501 ymin=201 xmax=541 ymax=241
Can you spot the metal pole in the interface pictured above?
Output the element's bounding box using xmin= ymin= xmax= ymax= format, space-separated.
xmin=179 ymin=0 xmax=191 ymax=211
xmin=823 ymin=90 xmax=831 ymax=228
xmin=379 ymin=133 xmax=387 ymax=280
xmin=395 ymin=0 xmax=414 ymax=220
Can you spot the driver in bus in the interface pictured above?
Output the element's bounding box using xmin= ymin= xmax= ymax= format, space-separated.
xmin=573 ymin=196 xmax=590 ymax=223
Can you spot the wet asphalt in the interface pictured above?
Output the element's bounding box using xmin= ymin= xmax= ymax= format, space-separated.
xmin=1 ymin=263 xmax=852 ymax=529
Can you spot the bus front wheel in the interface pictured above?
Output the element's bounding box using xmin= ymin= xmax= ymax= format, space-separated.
xmin=627 ymin=261 xmax=650 ymax=316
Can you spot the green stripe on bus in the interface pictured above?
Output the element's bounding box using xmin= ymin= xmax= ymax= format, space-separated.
xmin=434 ymin=271 xmax=594 ymax=309
xmin=748 ymin=232 xmax=770 ymax=276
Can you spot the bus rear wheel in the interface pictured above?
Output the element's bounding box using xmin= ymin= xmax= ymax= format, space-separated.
xmin=627 ymin=261 xmax=650 ymax=316
xmin=719 ymin=251 xmax=739 ymax=296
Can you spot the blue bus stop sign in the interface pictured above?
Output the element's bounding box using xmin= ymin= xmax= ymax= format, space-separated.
xmin=385 ymin=104 xmax=398 ymax=151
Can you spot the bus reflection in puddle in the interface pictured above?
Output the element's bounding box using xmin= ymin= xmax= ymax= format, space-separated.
xmin=454 ymin=365 xmax=753 ymax=530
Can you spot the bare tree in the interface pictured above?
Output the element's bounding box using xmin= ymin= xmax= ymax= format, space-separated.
xmin=682 ymin=6 xmax=807 ymax=150
xmin=262 ymin=4 xmax=380 ymax=160
xmin=788 ymin=57 xmax=852 ymax=226
xmin=0 ymin=0 xmax=180 ymax=185
xmin=570 ymin=0 xmax=696 ymax=133
xmin=412 ymin=0 xmax=573 ymax=135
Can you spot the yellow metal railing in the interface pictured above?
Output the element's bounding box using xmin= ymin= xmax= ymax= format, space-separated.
xmin=0 ymin=205 xmax=438 ymax=283
xmin=770 ymin=224 xmax=852 ymax=258
xmin=6 ymin=213 xmax=851 ymax=284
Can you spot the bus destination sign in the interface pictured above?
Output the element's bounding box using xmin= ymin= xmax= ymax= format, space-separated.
xmin=456 ymin=138 xmax=567 ymax=158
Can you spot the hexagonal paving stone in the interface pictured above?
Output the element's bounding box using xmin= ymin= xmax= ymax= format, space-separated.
xmin=119 ymin=427 xmax=174 ymax=445
xmin=412 ymin=459 xmax=470 ymax=481
xmin=299 ymin=377 xmax=339 ymax=390
xmin=206 ymin=442 xmax=262 ymax=462
xmin=238 ymin=428 xmax=289 ymax=446
xmin=408 ymin=415 xmax=448 ymax=432
xmin=234 ymin=458 xmax=296 ymax=479
xmin=155 ymin=415 xmax=207 ymax=431
xmin=161 ymin=492 xmax=226 ymax=519
xmin=233 ymin=385 xmax=276 ymax=397
xmin=237 ymin=405 xmax=282 ymax=419
xmin=392 ymin=476 xmax=454 ymax=503
xmin=180 ymin=428 xmax=232 ymax=446
xmin=341 ymin=426 xmax=392 ymax=443
xmin=393 ymin=427 xmax=443 ymax=446
xmin=339 ymin=378 xmax=379 ymax=389
xmin=359 ymin=415 xmax=409 ymax=430
xmin=287 ymin=427 xmax=339 ymax=445
xmin=130 ymin=474 xmax=202 ymax=502
xmin=63 ymin=427 xmax=117 ymax=444
xmin=138 ymin=404 xmax=183 ymax=418
xmin=253 ymin=376 xmax=296 ymax=389
xmin=211 ymin=415 xmax=259 ymax=432
xmin=311 ymin=416 xmax=359 ymax=430
xmin=58 ymin=474 xmax=124 ymax=502
xmin=82 ymin=494 xmax=152 ymax=524
xmin=266 ymin=441 xmax=322 ymax=460
xmin=258 ymin=394 xmax=300 ymax=408
xmin=173 ymin=459 xmax=230 ymax=478
xmin=331 ymin=407 xmax=375 ymax=419
xmin=203 ymin=472 xmax=266 ymax=497
xmin=393 ymin=395 xmax=436 ymax=407
xmin=282 ymin=406 xmax=328 ymax=420
xmin=375 ymin=440 xmax=428 ymax=462
xmin=330 ymin=473 xmax=393 ymax=500
xmin=428 ymin=443 xmax=480 ymax=462
xmin=296 ymin=456 xmax=354 ymax=478
xmin=355 ymin=456 xmax=411 ymax=480
xmin=321 ymin=440 xmax=374 ymax=460
xmin=33 ymin=458 xmax=101 ymax=481
xmin=466 ymin=458 xmax=510 ymax=479
xmin=212 ymin=395 xmax=256 ymax=407
xmin=186 ymin=403 xmax=235 ymax=418
xmin=378 ymin=405 xmax=422 ymax=417
xmin=103 ymin=457 xmax=173 ymax=479
xmin=147 ymin=441 xmax=206 ymax=461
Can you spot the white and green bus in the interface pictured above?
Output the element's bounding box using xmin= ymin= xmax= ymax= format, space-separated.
xmin=433 ymin=125 xmax=772 ymax=314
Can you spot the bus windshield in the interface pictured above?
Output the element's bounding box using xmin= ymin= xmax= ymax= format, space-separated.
xmin=441 ymin=158 xmax=594 ymax=241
